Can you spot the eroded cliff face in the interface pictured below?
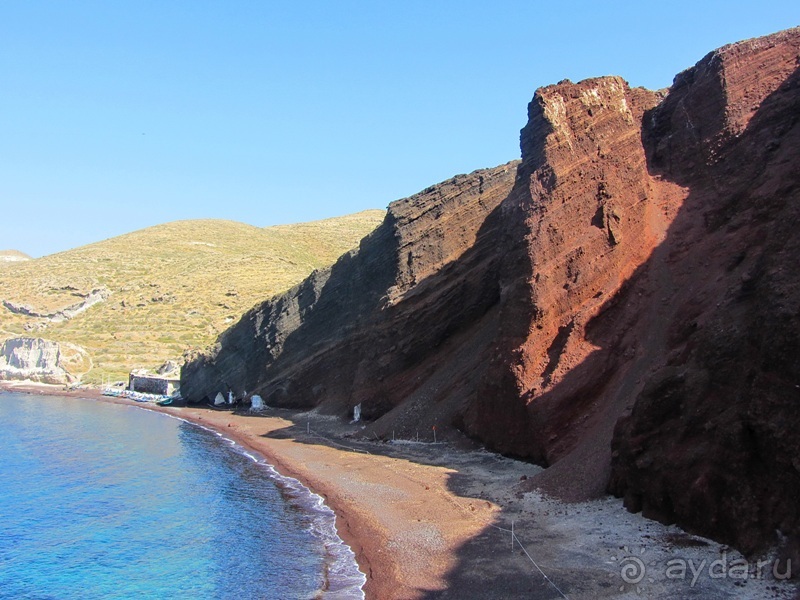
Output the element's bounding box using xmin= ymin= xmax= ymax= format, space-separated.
xmin=182 ymin=160 xmax=521 ymax=432
xmin=463 ymin=77 xmax=681 ymax=481
xmin=0 ymin=337 xmax=86 ymax=384
xmin=607 ymin=28 xmax=800 ymax=558
xmin=183 ymin=28 xmax=800 ymax=558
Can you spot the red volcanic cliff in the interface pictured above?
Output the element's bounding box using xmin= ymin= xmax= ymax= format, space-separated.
xmin=183 ymin=28 xmax=800 ymax=558
xmin=608 ymin=30 xmax=800 ymax=558
xmin=464 ymin=76 xmax=680 ymax=479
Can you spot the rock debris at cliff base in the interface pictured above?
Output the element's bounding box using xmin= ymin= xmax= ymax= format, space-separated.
xmin=183 ymin=26 xmax=800 ymax=565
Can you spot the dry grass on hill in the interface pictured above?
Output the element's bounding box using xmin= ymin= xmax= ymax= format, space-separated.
xmin=0 ymin=250 xmax=32 ymax=262
xmin=0 ymin=211 xmax=385 ymax=383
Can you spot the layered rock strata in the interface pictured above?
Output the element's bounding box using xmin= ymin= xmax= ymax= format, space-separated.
xmin=2 ymin=287 xmax=111 ymax=323
xmin=183 ymin=28 xmax=800 ymax=558
xmin=182 ymin=160 xmax=520 ymax=430
xmin=607 ymin=28 xmax=800 ymax=559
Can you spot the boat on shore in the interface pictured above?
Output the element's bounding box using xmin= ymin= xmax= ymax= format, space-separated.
xmin=102 ymin=386 xmax=176 ymax=405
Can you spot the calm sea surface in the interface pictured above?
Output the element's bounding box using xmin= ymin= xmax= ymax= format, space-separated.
xmin=0 ymin=392 xmax=364 ymax=599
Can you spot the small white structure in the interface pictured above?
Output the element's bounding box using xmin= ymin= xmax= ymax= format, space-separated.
xmin=213 ymin=392 xmax=225 ymax=406
xmin=250 ymin=394 xmax=264 ymax=412
xmin=129 ymin=371 xmax=180 ymax=396
xmin=351 ymin=402 xmax=362 ymax=424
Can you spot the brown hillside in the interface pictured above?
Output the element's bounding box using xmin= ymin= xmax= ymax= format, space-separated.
xmin=0 ymin=212 xmax=384 ymax=382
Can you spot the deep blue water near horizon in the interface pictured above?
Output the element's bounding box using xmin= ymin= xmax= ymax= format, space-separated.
xmin=0 ymin=392 xmax=365 ymax=599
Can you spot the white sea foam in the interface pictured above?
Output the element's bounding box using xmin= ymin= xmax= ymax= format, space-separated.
xmin=139 ymin=408 xmax=367 ymax=599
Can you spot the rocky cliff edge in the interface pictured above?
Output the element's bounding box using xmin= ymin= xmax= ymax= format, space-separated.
xmin=183 ymin=28 xmax=800 ymax=559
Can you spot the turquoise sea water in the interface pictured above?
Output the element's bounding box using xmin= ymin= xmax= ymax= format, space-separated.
xmin=0 ymin=392 xmax=364 ymax=599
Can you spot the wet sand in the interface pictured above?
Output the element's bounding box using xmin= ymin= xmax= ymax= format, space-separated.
xmin=2 ymin=381 xmax=796 ymax=600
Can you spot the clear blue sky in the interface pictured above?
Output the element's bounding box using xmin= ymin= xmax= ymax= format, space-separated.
xmin=1 ymin=2 xmax=797 ymax=257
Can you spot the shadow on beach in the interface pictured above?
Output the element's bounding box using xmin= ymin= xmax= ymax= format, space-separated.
xmin=246 ymin=407 xmax=797 ymax=599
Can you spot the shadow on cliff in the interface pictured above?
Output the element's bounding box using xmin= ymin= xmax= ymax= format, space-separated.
xmin=181 ymin=206 xmax=404 ymax=405
xmin=415 ymin=60 xmax=800 ymax=596
xmin=246 ymin=63 xmax=800 ymax=595
xmin=605 ymin=63 xmax=800 ymax=559
xmin=524 ymin=61 xmax=800 ymax=556
xmin=234 ymin=163 xmax=524 ymax=440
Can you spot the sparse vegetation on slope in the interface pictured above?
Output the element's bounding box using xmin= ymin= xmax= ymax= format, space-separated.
xmin=0 ymin=211 xmax=384 ymax=382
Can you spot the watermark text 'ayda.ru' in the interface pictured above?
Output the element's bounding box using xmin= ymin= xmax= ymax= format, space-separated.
xmin=621 ymin=551 xmax=791 ymax=587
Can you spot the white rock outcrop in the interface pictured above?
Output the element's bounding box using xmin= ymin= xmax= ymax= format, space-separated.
xmin=0 ymin=337 xmax=77 ymax=384
xmin=2 ymin=287 xmax=111 ymax=323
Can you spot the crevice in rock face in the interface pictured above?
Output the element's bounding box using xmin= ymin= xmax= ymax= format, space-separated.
xmin=541 ymin=320 xmax=575 ymax=385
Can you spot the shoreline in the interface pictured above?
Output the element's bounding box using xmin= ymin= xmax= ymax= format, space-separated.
xmin=138 ymin=405 xmax=498 ymax=599
xmin=166 ymin=408 xmax=366 ymax=597
xmin=3 ymin=381 xmax=798 ymax=599
xmin=0 ymin=382 xmax=497 ymax=598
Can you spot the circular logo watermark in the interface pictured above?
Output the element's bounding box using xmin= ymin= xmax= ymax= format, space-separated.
xmin=620 ymin=556 xmax=646 ymax=584
xmin=612 ymin=544 xmax=792 ymax=592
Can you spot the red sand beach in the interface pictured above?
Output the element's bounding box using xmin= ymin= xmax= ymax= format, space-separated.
xmin=2 ymin=381 xmax=795 ymax=600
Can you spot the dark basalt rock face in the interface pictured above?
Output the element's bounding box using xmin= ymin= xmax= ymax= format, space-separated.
xmin=183 ymin=27 xmax=800 ymax=560
xmin=181 ymin=159 xmax=521 ymax=432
